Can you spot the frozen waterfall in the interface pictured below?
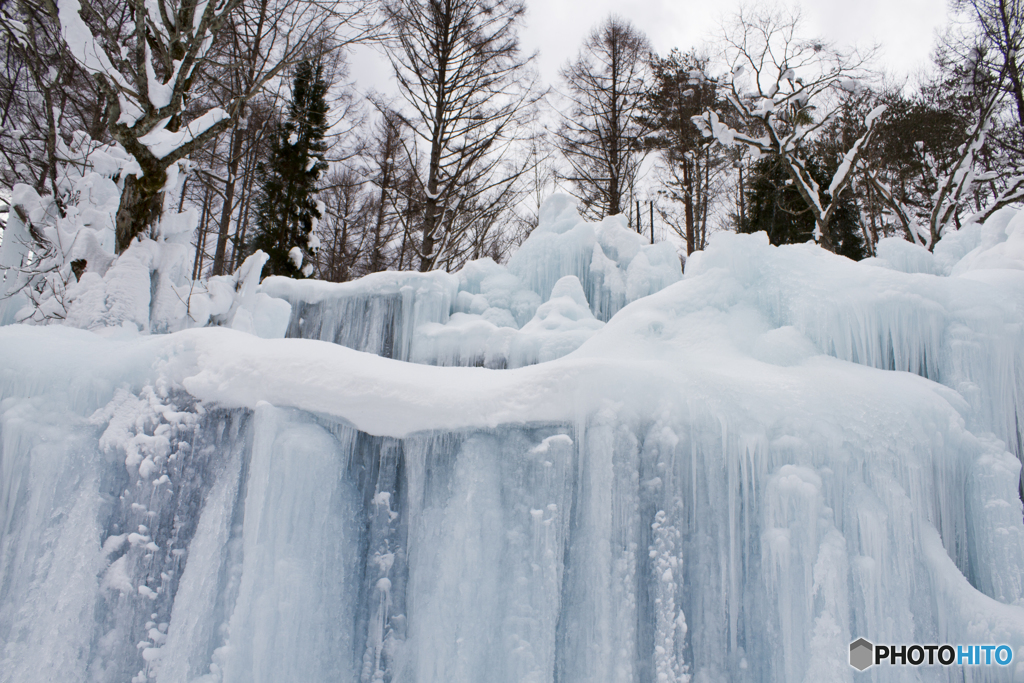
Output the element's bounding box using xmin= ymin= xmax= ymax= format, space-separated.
xmin=3 ymin=198 xmax=1024 ymax=682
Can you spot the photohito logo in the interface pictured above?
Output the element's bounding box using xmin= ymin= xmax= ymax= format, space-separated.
xmin=849 ymin=638 xmax=1013 ymax=671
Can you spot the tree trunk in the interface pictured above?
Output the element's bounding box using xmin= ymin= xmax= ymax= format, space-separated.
xmin=420 ymin=54 xmax=446 ymax=272
xmin=232 ymin=143 xmax=260 ymax=271
xmin=737 ymin=162 xmax=745 ymax=231
xmin=372 ymin=160 xmax=393 ymax=273
xmin=420 ymin=197 xmax=438 ymax=272
xmin=997 ymin=0 xmax=1024 ymax=127
xmin=649 ymin=200 xmax=654 ymax=244
xmin=116 ymin=170 xmax=168 ymax=252
xmin=212 ymin=123 xmax=246 ymax=275
xmin=683 ymin=160 xmax=695 ymax=255
xmin=816 ymin=218 xmax=835 ymax=252
xmin=193 ymin=187 xmax=212 ymax=280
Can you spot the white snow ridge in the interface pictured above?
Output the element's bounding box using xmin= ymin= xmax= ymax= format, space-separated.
xmin=3 ymin=196 xmax=1024 ymax=682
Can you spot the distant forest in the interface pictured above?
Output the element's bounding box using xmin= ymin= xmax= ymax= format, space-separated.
xmin=1 ymin=0 xmax=1022 ymax=281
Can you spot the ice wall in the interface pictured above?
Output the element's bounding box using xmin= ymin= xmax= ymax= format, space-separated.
xmin=262 ymin=195 xmax=682 ymax=368
xmin=3 ymin=326 xmax=1024 ymax=683
xmin=681 ymin=217 xmax=1024 ymax=467
xmin=3 ymin=208 xmax=1024 ymax=682
xmin=260 ymin=271 xmax=459 ymax=361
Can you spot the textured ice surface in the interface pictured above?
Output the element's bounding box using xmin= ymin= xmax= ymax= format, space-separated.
xmin=2 ymin=206 xmax=1024 ymax=682
xmin=1 ymin=178 xmax=288 ymax=335
xmin=261 ymin=195 xmax=682 ymax=368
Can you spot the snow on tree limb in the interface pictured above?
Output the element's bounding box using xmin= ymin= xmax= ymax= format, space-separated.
xmin=859 ymin=166 xmax=926 ymax=247
xmin=969 ymin=173 xmax=1024 ymax=225
xmin=696 ymin=96 xmax=884 ymax=250
xmin=827 ymin=105 xmax=886 ymax=197
xmin=926 ymin=90 xmax=1001 ymax=246
xmin=56 ymin=0 xmax=140 ymax=123
xmin=137 ymin=108 xmax=229 ymax=159
xmin=693 ymin=7 xmax=880 ymax=252
xmin=51 ymin=0 xmax=376 ymax=253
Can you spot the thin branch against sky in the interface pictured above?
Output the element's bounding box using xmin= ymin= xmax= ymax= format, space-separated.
xmin=348 ymin=0 xmax=949 ymax=98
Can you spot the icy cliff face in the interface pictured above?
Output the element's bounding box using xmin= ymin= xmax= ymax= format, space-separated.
xmin=3 ymin=202 xmax=1024 ymax=683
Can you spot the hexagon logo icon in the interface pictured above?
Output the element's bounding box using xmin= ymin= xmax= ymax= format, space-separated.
xmin=850 ymin=638 xmax=874 ymax=671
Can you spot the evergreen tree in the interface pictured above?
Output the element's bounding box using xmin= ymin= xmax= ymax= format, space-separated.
xmin=742 ymin=153 xmax=866 ymax=260
xmin=250 ymin=59 xmax=329 ymax=278
xmin=641 ymin=49 xmax=726 ymax=254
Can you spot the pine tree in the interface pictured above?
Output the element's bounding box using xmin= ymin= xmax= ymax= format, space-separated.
xmin=250 ymin=59 xmax=329 ymax=278
xmin=742 ymin=153 xmax=865 ymax=260
xmin=641 ymin=49 xmax=724 ymax=254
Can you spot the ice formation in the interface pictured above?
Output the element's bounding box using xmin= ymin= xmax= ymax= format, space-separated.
xmin=0 ymin=165 xmax=288 ymax=336
xmin=262 ymin=195 xmax=681 ymax=367
xmin=2 ymin=197 xmax=1024 ymax=682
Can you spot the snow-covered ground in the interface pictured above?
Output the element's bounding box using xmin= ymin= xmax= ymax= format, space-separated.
xmin=2 ymin=197 xmax=1024 ymax=682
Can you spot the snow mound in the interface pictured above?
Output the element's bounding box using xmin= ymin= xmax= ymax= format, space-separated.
xmin=867 ymin=207 xmax=1024 ymax=277
xmin=1 ymin=167 xmax=289 ymax=336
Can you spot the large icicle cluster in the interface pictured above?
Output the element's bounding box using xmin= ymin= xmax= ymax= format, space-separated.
xmin=2 ymin=198 xmax=1024 ymax=683
xmin=262 ymin=195 xmax=682 ymax=368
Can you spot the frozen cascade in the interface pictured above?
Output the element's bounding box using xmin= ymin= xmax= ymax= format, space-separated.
xmin=260 ymin=271 xmax=460 ymax=361
xmin=260 ymin=195 xmax=682 ymax=368
xmin=2 ymin=203 xmax=1024 ymax=681
xmin=687 ymin=226 xmax=1024 ymax=467
xmin=3 ymin=340 xmax=1024 ymax=682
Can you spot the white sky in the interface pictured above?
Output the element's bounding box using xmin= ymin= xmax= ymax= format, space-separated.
xmin=350 ymin=0 xmax=951 ymax=98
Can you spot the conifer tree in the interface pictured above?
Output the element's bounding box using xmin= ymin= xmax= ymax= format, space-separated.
xmin=250 ymin=58 xmax=329 ymax=278
xmin=641 ymin=49 xmax=724 ymax=254
xmin=556 ymin=17 xmax=651 ymax=222
xmin=741 ymin=154 xmax=865 ymax=260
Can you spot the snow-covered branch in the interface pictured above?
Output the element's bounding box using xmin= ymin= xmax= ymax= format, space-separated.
xmin=926 ymin=91 xmax=1001 ymax=246
xmin=859 ymin=166 xmax=926 ymax=246
xmin=696 ymin=94 xmax=885 ymax=251
xmin=52 ymin=0 xmax=376 ymax=253
xmin=694 ymin=7 xmax=878 ymax=252
xmin=970 ymin=172 xmax=1024 ymax=224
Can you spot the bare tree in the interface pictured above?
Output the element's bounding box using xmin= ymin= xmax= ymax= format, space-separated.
xmin=52 ymin=0 xmax=374 ymax=253
xmin=303 ymin=110 xmax=424 ymax=282
xmin=208 ymin=32 xmax=365 ymax=275
xmin=362 ymin=107 xmax=411 ymax=273
xmin=186 ymin=94 xmax=278 ymax=277
xmin=856 ymin=43 xmax=1016 ymax=248
xmin=930 ymin=1 xmax=1024 ymax=230
xmin=0 ymin=0 xmax=110 ymax=199
xmin=954 ymin=0 xmax=1024 ymax=128
xmin=696 ymin=6 xmax=880 ymax=252
xmin=383 ymin=0 xmax=541 ymax=271
xmin=311 ymin=169 xmax=373 ymax=281
xmin=555 ymin=16 xmax=651 ymax=221
xmin=918 ymin=87 xmax=1005 ymax=243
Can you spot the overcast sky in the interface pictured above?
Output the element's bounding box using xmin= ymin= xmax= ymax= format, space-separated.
xmin=350 ymin=0 xmax=951 ymax=99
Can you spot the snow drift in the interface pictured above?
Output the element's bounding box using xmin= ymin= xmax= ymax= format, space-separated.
xmin=2 ymin=197 xmax=1024 ymax=682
